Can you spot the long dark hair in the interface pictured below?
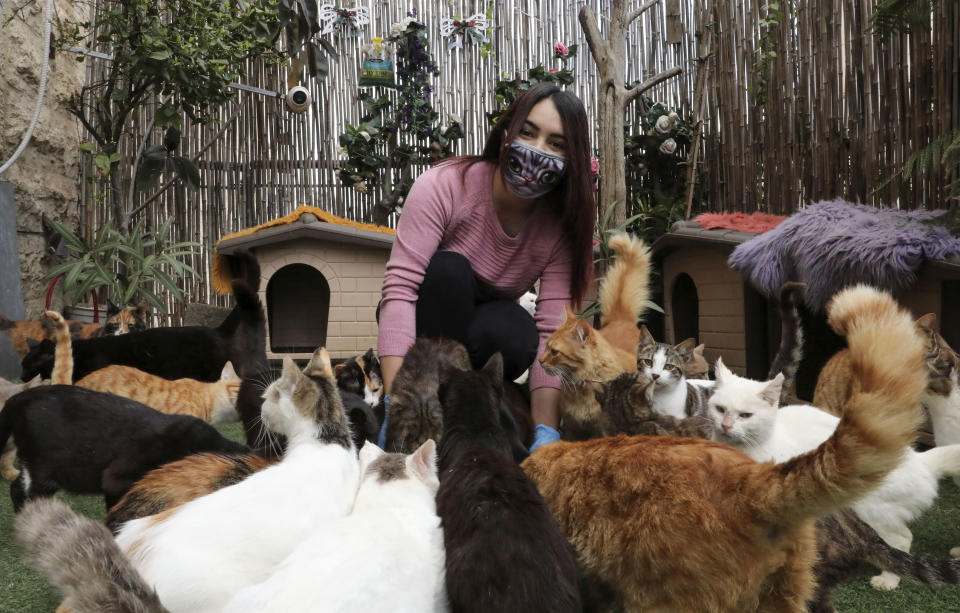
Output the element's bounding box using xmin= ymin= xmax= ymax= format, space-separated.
xmin=441 ymin=83 xmax=596 ymax=306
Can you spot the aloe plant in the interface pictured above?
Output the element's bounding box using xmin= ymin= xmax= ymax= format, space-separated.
xmin=44 ymin=216 xmax=199 ymax=311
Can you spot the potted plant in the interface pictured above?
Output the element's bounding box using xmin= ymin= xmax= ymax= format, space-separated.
xmin=44 ymin=216 xmax=199 ymax=319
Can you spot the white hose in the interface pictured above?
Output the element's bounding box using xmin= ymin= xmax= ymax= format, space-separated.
xmin=0 ymin=0 xmax=54 ymax=175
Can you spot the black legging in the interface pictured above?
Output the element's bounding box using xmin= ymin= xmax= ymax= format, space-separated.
xmin=410 ymin=251 xmax=539 ymax=381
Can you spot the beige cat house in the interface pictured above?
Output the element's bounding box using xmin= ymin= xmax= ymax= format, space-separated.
xmin=214 ymin=207 xmax=395 ymax=361
xmin=651 ymin=220 xmax=960 ymax=401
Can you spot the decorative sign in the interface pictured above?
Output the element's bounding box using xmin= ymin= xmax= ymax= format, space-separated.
xmin=318 ymin=4 xmax=370 ymax=36
xmin=439 ymin=14 xmax=489 ymax=52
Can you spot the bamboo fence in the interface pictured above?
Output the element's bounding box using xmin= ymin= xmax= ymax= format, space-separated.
xmin=72 ymin=0 xmax=959 ymax=318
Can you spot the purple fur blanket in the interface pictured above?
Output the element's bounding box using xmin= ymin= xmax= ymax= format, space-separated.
xmin=728 ymin=199 xmax=960 ymax=310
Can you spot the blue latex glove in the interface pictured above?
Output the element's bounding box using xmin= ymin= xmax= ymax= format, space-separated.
xmin=376 ymin=394 xmax=390 ymax=449
xmin=529 ymin=424 xmax=561 ymax=452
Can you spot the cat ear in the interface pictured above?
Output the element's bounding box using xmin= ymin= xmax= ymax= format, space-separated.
xmin=106 ymin=301 xmax=120 ymax=317
xmin=562 ymin=305 xmax=576 ymax=323
xmin=26 ymin=338 xmax=40 ymax=350
xmin=220 ymin=361 xmax=239 ymax=381
xmin=334 ymin=363 xmax=346 ymax=376
xmin=304 ymin=347 xmax=333 ymax=379
xmin=674 ymin=338 xmax=696 ymax=360
xmin=407 ymin=439 xmax=438 ymax=483
xmin=694 ymin=344 xmax=705 ymax=357
xmin=358 ymin=439 xmax=384 ymax=466
xmin=26 ymin=374 xmax=43 ymax=388
xmin=759 ymin=373 xmax=785 ymax=406
xmin=576 ymin=319 xmax=592 ymax=342
xmin=714 ymin=357 xmax=731 ymax=383
xmin=638 ymin=325 xmax=656 ymax=349
xmin=280 ymin=356 xmax=300 ymax=386
xmin=481 ymin=352 xmax=504 ymax=384
xmin=916 ymin=313 xmax=937 ymax=332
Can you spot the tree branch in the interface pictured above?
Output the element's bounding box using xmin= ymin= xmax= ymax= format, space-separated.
xmin=626 ymin=0 xmax=662 ymax=27
xmin=625 ymin=66 xmax=682 ymax=104
xmin=578 ymin=5 xmax=607 ymax=68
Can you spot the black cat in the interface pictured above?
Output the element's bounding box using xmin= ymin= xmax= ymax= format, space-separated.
xmin=21 ymin=252 xmax=265 ymax=384
xmin=435 ymin=354 xmax=582 ymax=613
xmin=0 ymin=385 xmax=250 ymax=512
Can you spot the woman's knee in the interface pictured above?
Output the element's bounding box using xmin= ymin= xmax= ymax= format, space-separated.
xmin=421 ymin=251 xmax=474 ymax=294
xmin=467 ymin=302 xmax=539 ymax=380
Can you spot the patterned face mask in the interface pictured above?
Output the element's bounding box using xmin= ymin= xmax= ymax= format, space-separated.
xmin=503 ymin=141 xmax=567 ymax=199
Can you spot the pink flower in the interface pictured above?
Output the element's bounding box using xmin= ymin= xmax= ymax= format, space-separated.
xmin=554 ymin=42 xmax=569 ymax=56
xmin=548 ymin=69 xmax=558 ymax=73
xmin=590 ymin=157 xmax=600 ymax=175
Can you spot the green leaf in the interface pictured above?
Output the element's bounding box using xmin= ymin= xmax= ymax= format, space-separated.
xmin=78 ymin=142 xmax=97 ymax=153
xmin=149 ymin=49 xmax=172 ymax=60
xmin=170 ymin=156 xmax=201 ymax=190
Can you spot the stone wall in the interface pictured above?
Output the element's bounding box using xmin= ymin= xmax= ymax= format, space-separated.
xmin=0 ymin=0 xmax=86 ymax=318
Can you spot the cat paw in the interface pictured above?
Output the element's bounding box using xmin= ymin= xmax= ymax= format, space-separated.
xmin=869 ymin=572 xmax=901 ymax=591
xmin=950 ymin=546 xmax=960 ymax=559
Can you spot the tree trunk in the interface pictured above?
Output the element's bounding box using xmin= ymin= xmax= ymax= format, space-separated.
xmin=598 ymin=86 xmax=628 ymax=228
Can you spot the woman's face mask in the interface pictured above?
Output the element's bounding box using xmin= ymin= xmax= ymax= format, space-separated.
xmin=503 ymin=141 xmax=567 ymax=199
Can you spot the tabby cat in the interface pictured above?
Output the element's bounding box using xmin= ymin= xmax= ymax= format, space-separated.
xmin=0 ymin=375 xmax=43 ymax=480
xmin=522 ymin=285 xmax=927 ymax=612
xmin=636 ymin=326 xmax=714 ymax=419
xmin=1 ymin=301 xmax=149 ymax=359
xmin=17 ymin=498 xmax=169 ymax=613
xmin=45 ymin=311 xmax=242 ymax=424
xmin=540 ymin=233 xmax=650 ymax=440
xmin=437 ymin=354 xmax=581 ymax=612
xmin=113 ymin=348 xmax=357 ymax=613
xmin=595 ymin=369 xmax=714 ymax=438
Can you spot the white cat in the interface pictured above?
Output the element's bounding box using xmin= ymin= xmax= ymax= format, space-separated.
xmin=113 ymin=349 xmax=360 ymax=613
xmin=708 ymin=357 xmax=960 ymax=591
xmin=226 ymin=440 xmax=447 ymax=613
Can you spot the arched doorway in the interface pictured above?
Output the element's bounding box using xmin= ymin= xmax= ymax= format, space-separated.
xmin=671 ymin=273 xmax=699 ymax=344
xmin=267 ymin=263 xmax=330 ymax=353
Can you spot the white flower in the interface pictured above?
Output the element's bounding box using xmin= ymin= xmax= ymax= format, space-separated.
xmin=448 ymin=113 xmax=461 ymax=124
xmin=668 ymin=111 xmax=679 ymax=120
xmin=659 ymin=138 xmax=678 ymax=155
xmin=655 ymin=115 xmax=674 ymax=134
xmin=359 ymin=131 xmax=371 ymax=142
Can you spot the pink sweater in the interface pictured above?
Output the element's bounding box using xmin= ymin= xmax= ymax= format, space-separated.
xmin=377 ymin=160 xmax=572 ymax=390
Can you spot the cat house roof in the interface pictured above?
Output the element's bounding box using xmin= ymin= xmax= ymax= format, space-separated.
xmin=651 ymin=220 xmax=759 ymax=258
xmin=212 ymin=206 xmax=395 ymax=294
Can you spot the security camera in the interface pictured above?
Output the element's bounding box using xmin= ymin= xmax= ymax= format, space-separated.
xmin=285 ymin=86 xmax=311 ymax=113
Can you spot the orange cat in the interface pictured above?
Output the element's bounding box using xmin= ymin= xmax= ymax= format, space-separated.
xmin=523 ymin=285 xmax=927 ymax=612
xmin=46 ymin=311 xmax=241 ymax=423
xmin=813 ymin=312 xmax=957 ymax=417
xmin=0 ymin=302 xmax=149 ymax=359
xmin=540 ymin=234 xmax=650 ymax=440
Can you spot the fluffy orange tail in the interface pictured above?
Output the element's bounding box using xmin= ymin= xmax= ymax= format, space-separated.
xmin=752 ymin=285 xmax=926 ymax=525
xmin=598 ymin=234 xmax=651 ymax=328
xmin=44 ymin=311 xmax=73 ymax=385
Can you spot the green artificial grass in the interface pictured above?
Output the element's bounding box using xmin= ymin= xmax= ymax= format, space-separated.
xmin=1 ymin=422 xmax=959 ymax=612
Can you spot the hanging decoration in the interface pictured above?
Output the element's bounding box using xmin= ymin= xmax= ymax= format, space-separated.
xmin=439 ymin=14 xmax=489 ymax=52
xmin=359 ymin=37 xmax=396 ymax=88
xmin=318 ymin=4 xmax=370 ymax=36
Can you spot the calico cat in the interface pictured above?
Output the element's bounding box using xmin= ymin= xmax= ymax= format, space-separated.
xmin=522 ymin=285 xmax=928 ymax=612
xmin=1 ymin=301 xmax=149 ymax=359
xmin=105 ymin=452 xmax=276 ymax=532
xmin=225 ymin=440 xmax=446 ymax=613
xmin=16 ymin=498 xmax=170 ymax=613
xmin=0 ymin=384 xmax=249 ymax=511
xmin=20 ymin=254 xmax=263 ymax=384
xmin=707 ymin=356 xmax=960 ymax=591
xmin=594 ymin=357 xmax=960 ymax=613
xmin=113 ymin=348 xmax=358 ymax=613
xmin=45 ymin=310 xmax=242 ymax=423
xmin=335 ymin=347 xmax=384 ymax=408
xmin=540 ymin=234 xmax=651 ymax=441
xmin=0 ymin=375 xmax=43 ymax=480
xmin=437 ymin=354 xmax=581 ymax=613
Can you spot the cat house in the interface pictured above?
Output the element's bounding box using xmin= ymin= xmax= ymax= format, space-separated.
xmin=214 ymin=207 xmax=395 ymax=361
xmin=652 ymin=219 xmax=960 ymax=402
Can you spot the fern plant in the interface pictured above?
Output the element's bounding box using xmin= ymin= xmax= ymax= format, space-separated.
xmin=876 ymin=128 xmax=960 ymax=203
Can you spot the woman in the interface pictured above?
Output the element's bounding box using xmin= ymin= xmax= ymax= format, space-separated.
xmin=377 ymin=82 xmax=595 ymax=451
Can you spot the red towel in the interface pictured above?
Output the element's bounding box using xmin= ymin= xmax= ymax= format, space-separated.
xmin=694 ymin=212 xmax=788 ymax=234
